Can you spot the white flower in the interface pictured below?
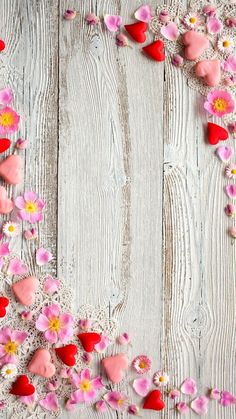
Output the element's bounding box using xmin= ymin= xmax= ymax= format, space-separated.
xmin=153 ymin=370 xmax=169 ymax=387
xmin=217 ymin=37 xmax=234 ymax=53
xmin=225 ymin=164 xmax=236 ymax=179
xmin=1 ymin=363 xmax=18 ymax=379
xmin=3 ymin=221 xmax=20 ymax=238
xmin=184 ymin=12 xmax=201 ymax=29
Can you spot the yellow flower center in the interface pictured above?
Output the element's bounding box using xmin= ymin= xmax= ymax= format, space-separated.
xmin=231 ymin=169 xmax=236 ymax=175
xmin=80 ymin=379 xmax=91 ymax=392
xmin=5 ymin=368 xmax=13 ymax=375
xmin=25 ymin=201 xmax=37 ymax=214
xmin=8 ymin=225 xmax=15 ymax=232
xmin=0 ymin=112 xmax=14 ymax=127
xmin=223 ymin=40 xmax=230 ymax=48
xmin=190 ymin=17 xmax=197 ymax=23
xmin=49 ymin=317 xmax=61 ymax=332
xmin=4 ymin=340 xmax=18 ymax=355
xmin=213 ymin=98 xmax=227 ymax=112
xmin=117 ymin=399 xmax=124 ymax=406
xmin=139 ymin=361 xmax=146 ymax=369
xmin=159 ymin=376 xmax=165 ymax=382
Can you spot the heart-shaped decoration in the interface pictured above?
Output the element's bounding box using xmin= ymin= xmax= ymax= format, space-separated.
xmin=101 ymin=353 xmax=129 ymax=383
xmin=55 ymin=344 xmax=78 ymax=366
xmin=28 ymin=348 xmax=56 ymax=378
xmin=0 ymin=296 xmax=9 ymax=318
xmin=208 ymin=122 xmax=228 ymax=145
xmin=0 ymin=138 xmax=11 ymax=153
xmin=0 ymin=40 xmax=5 ymax=52
xmin=0 ymin=186 xmax=14 ymax=214
xmin=10 ymin=375 xmax=35 ymax=396
xmin=225 ymin=184 xmax=236 ymax=199
xmin=124 ymin=22 xmax=148 ymax=43
xmin=160 ymin=22 xmax=178 ymax=41
xmin=78 ymin=332 xmax=101 ymax=352
xmin=0 ymin=154 xmax=23 ymax=184
xmin=182 ymin=30 xmax=209 ymax=61
xmin=143 ymin=389 xmax=165 ymax=411
xmin=195 ymin=60 xmax=221 ymax=87
xmin=12 ymin=276 xmax=39 ymax=306
xmin=142 ymin=40 xmax=165 ymax=61
xmin=216 ymin=146 xmax=233 ymax=162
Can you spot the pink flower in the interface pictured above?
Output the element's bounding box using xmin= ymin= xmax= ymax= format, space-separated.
xmin=15 ymin=191 xmax=45 ymax=223
xmin=176 ymin=401 xmax=189 ymax=414
xmin=226 ymin=17 xmax=236 ymax=28
xmin=0 ymin=326 xmax=27 ymax=366
xmin=36 ymin=247 xmax=53 ymax=266
xmin=24 ymin=228 xmax=38 ymax=240
xmin=222 ymin=56 xmax=236 ymax=72
xmin=204 ymin=90 xmax=235 ymax=117
xmin=225 ymin=203 xmax=235 ymax=217
xmin=104 ymin=15 xmax=122 ymax=32
xmin=0 ymin=107 xmax=20 ymax=135
xmin=69 ymin=369 xmax=104 ymax=403
xmin=209 ymin=388 xmax=221 ymax=400
xmin=159 ymin=10 xmax=170 ymax=23
xmin=116 ymin=34 xmax=129 ymax=47
xmin=169 ymin=388 xmax=181 ymax=399
xmin=133 ymin=377 xmax=151 ymax=396
xmin=35 ymin=303 xmax=74 ymax=344
xmin=81 ymin=352 xmax=93 ymax=364
xmin=117 ymin=332 xmax=130 ymax=345
xmin=181 ymin=378 xmax=197 ymax=395
xmin=207 ymin=17 xmax=223 ymax=34
xmin=153 ymin=370 xmax=169 ymax=387
xmin=132 ymin=355 xmax=151 ymax=374
xmin=103 ymin=391 xmax=128 ymax=411
xmin=191 ymin=396 xmax=209 ymax=415
xmin=127 ymin=404 xmax=140 ymax=415
xmin=20 ymin=311 xmax=33 ymax=321
xmin=85 ymin=13 xmax=99 ymax=25
xmin=95 ymin=400 xmax=107 ymax=412
xmin=228 ymin=121 xmax=236 ymax=133
xmin=229 ymin=226 xmax=236 ymax=238
xmin=63 ymin=10 xmax=77 ymax=20
xmin=172 ymin=54 xmax=184 ymax=67
xmin=219 ymin=391 xmax=236 ymax=406
xmin=39 ymin=392 xmax=59 ymax=412
xmin=7 ymin=257 xmax=28 ymax=275
xmin=95 ymin=335 xmax=109 ymax=353
xmin=0 ymin=88 xmax=13 ymax=106
xmin=78 ymin=319 xmax=92 ymax=330
xmin=20 ymin=392 xmax=37 ymax=405
xmin=47 ymin=379 xmax=60 ymax=391
xmin=43 ymin=276 xmax=60 ymax=295
xmin=0 ymin=401 xmax=5 ymax=409
xmin=134 ymin=5 xmax=153 ymax=23
xmin=202 ymin=5 xmax=216 ymax=17
xmin=15 ymin=138 xmax=27 ymax=150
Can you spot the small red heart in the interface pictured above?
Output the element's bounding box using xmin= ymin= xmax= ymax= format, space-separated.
xmin=143 ymin=390 xmax=165 ymax=411
xmin=142 ymin=40 xmax=165 ymax=61
xmin=0 ymin=40 xmax=5 ymax=52
xmin=208 ymin=122 xmax=228 ymax=145
xmin=124 ymin=22 xmax=148 ymax=43
xmin=55 ymin=344 xmax=78 ymax=366
xmin=78 ymin=332 xmax=101 ymax=352
xmin=0 ymin=296 xmax=9 ymax=318
xmin=0 ymin=139 xmax=11 ymax=153
xmin=10 ymin=375 xmax=35 ymax=396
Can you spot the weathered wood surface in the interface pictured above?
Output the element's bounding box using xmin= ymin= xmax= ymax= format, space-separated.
xmin=1 ymin=0 xmax=235 ymax=418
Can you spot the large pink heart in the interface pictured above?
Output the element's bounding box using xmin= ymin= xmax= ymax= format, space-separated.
xmin=160 ymin=22 xmax=178 ymax=41
xmin=12 ymin=276 xmax=39 ymax=306
xmin=182 ymin=30 xmax=209 ymax=61
xmin=28 ymin=348 xmax=55 ymax=378
xmin=0 ymin=186 xmax=13 ymax=214
xmin=0 ymin=154 xmax=23 ymax=184
xmin=101 ymin=353 xmax=129 ymax=383
xmin=195 ymin=60 xmax=221 ymax=87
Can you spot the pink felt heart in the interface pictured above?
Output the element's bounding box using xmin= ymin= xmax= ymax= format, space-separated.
xmin=0 ymin=154 xmax=23 ymax=184
xmin=28 ymin=348 xmax=56 ymax=378
xmin=182 ymin=30 xmax=209 ymax=61
xmin=195 ymin=60 xmax=221 ymax=87
xmin=161 ymin=22 xmax=178 ymax=41
xmin=0 ymin=186 xmax=13 ymax=214
xmin=225 ymin=184 xmax=236 ymax=199
xmin=216 ymin=146 xmax=233 ymax=163
xmin=12 ymin=276 xmax=39 ymax=306
xmin=101 ymin=353 xmax=129 ymax=383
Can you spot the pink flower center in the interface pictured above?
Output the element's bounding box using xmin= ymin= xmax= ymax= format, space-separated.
xmin=49 ymin=317 xmax=61 ymax=332
xmin=80 ymin=379 xmax=91 ymax=392
xmin=0 ymin=111 xmax=15 ymax=127
xmin=4 ymin=340 xmax=18 ymax=354
xmin=25 ymin=201 xmax=37 ymax=214
xmin=213 ymin=98 xmax=228 ymax=113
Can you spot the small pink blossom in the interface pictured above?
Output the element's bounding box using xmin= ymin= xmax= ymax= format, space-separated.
xmin=228 ymin=121 xmax=236 ymax=133
xmin=78 ymin=319 xmax=92 ymax=330
xmin=204 ymin=90 xmax=235 ymax=117
xmin=116 ymin=34 xmax=129 ymax=47
xmin=36 ymin=247 xmax=53 ymax=266
xmin=104 ymin=15 xmax=122 ymax=32
xmin=19 ymin=392 xmax=37 ymax=405
xmin=59 ymin=367 xmax=72 ymax=378
xmin=229 ymin=226 xmax=236 ymax=238
xmin=209 ymin=388 xmax=221 ymax=400
xmin=103 ymin=391 xmax=128 ymax=411
xmin=81 ymin=352 xmax=93 ymax=364
xmin=0 ymin=88 xmax=13 ymax=106
xmin=43 ymin=276 xmax=60 ymax=295
xmin=224 ymin=75 xmax=236 ymax=86
xmin=191 ymin=396 xmax=209 ymax=415
xmin=172 ymin=54 xmax=184 ymax=67
xmin=134 ymin=5 xmax=153 ymax=23
xmin=225 ymin=17 xmax=236 ymax=28
xmin=225 ymin=203 xmax=235 ymax=217
xmin=132 ymin=355 xmax=151 ymax=374
xmin=127 ymin=404 xmax=140 ymax=415
xmin=24 ymin=228 xmax=38 ymax=240
xmin=181 ymin=378 xmax=197 ymax=395
xmin=7 ymin=257 xmax=28 ymax=276
xmin=176 ymin=401 xmax=189 ymax=414
xmin=0 ymin=401 xmax=5 ymax=409
xmin=0 ymin=242 xmax=10 ymax=257
xmin=15 ymin=138 xmax=27 ymax=150
xmin=169 ymin=388 xmax=181 ymax=399
xmin=202 ymin=5 xmax=216 ymax=17
xmin=219 ymin=391 xmax=236 ymax=406
xmin=95 ymin=399 xmax=107 ymax=412
xmin=15 ymin=191 xmax=45 ymax=223
xmin=69 ymin=369 xmax=104 ymax=403
xmin=222 ymin=56 xmax=236 ymax=72
xmin=117 ymin=332 xmax=130 ymax=345
xmin=159 ymin=10 xmax=170 ymax=23
xmin=86 ymin=13 xmax=99 ymax=25
xmin=64 ymin=10 xmax=76 ymax=20
xmin=133 ymin=377 xmax=151 ymax=397
xmin=39 ymin=392 xmax=59 ymax=412
xmin=95 ymin=335 xmax=109 ymax=353
xmin=20 ymin=311 xmax=33 ymax=321
xmin=47 ymin=379 xmax=60 ymax=391
xmin=0 ymin=326 xmax=27 ymax=366
xmin=0 ymin=107 xmax=19 ymax=135
xmin=35 ymin=303 xmax=74 ymax=344
xmin=207 ymin=16 xmax=223 ymax=34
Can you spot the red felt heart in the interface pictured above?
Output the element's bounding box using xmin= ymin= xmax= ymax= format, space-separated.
xmin=142 ymin=40 xmax=165 ymax=61
xmin=0 ymin=139 xmax=11 ymax=153
xmin=0 ymin=296 xmax=9 ymax=318
xmin=78 ymin=332 xmax=101 ymax=352
xmin=143 ymin=390 xmax=165 ymax=411
xmin=124 ymin=22 xmax=148 ymax=43
xmin=0 ymin=40 xmax=5 ymax=52
xmin=55 ymin=344 xmax=78 ymax=366
xmin=10 ymin=375 xmax=35 ymax=396
xmin=208 ymin=122 xmax=228 ymax=145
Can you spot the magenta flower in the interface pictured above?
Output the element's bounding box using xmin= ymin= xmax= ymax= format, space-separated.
xmin=103 ymin=391 xmax=128 ymax=411
xmin=219 ymin=391 xmax=236 ymax=406
xmin=0 ymin=327 xmax=27 ymax=366
xmin=15 ymin=191 xmax=45 ymax=223
xmin=35 ymin=304 xmax=74 ymax=344
xmin=204 ymin=90 xmax=235 ymax=117
xmin=0 ymin=107 xmax=20 ymax=135
xmin=69 ymin=369 xmax=104 ymax=404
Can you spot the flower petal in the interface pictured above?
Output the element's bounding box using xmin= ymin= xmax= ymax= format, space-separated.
xmin=35 ymin=314 xmax=50 ymax=331
xmin=104 ymin=14 xmax=122 ymax=32
xmin=133 ymin=377 xmax=151 ymax=396
xmin=44 ymin=329 xmax=58 ymax=343
xmin=191 ymin=396 xmax=208 ymax=415
xmin=24 ymin=191 xmax=38 ymax=202
xmin=181 ymin=378 xmax=197 ymax=395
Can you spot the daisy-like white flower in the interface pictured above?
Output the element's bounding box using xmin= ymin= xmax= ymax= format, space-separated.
xmin=3 ymin=221 xmax=20 ymax=238
xmin=132 ymin=355 xmax=151 ymax=374
xmin=225 ymin=164 xmax=236 ymax=178
xmin=217 ymin=37 xmax=234 ymax=53
xmin=153 ymin=370 xmax=170 ymax=387
xmin=1 ymin=363 xmax=17 ymax=379
xmin=184 ymin=12 xmax=201 ymax=29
